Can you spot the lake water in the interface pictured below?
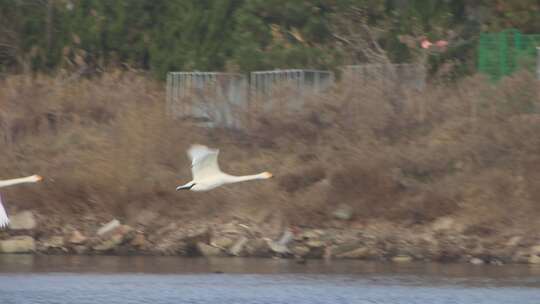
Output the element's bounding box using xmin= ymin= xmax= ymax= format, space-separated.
xmin=0 ymin=255 xmax=539 ymax=304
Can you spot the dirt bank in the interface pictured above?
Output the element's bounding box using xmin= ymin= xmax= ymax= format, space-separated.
xmin=0 ymin=71 xmax=539 ymax=264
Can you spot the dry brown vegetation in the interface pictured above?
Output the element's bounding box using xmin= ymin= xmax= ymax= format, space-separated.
xmin=1 ymin=70 xmax=539 ymax=239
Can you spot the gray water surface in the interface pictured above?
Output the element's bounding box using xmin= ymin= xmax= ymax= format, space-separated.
xmin=0 ymin=255 xmax=539 ymax=304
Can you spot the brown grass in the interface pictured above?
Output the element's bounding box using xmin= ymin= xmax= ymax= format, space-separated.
xmin=0 ymin=69 xmax=539 ymax=236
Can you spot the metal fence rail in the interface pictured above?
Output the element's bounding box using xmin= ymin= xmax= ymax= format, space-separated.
xmin=166 ymin=72 xmax=247 ymax=128
xmin=166 ymin=65 xmax=427 ymax=129
xmin=250 ymin=69 xmax=335 ymax=111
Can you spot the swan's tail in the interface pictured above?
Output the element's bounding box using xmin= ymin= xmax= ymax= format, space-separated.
xmin=176 ymin=182 xmax=195 ymax=191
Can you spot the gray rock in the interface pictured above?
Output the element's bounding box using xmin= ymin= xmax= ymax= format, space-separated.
xmin=529 ymin=255 xmax=540 ymax=264
xmin=68 ymin=230 xmax=87 ymax=244
xmin=197 ymin=242 xmax=224 ymax=257
xmin=531 ymin=245 xmax=540 ymax=255
xmin=97 ymin=219 xmax=121 ymax=236
xmin=298 ymin=229 xmax=321 ymax=240
xmin=93 ymin=234 xmax=124 ymax=251
xmin=291 ymin=245 xmax=310 ymax=257
xmin=130 ymin=233 xmax=147 ymax=249
xmin=527 ymin=246 xmax=540 ymax=265
xmin=335 ymin=247 xmax=371 ymax=259
xmin=152 ymin=240 xmax=188 ymax=256
xmin=114 ymin=225 xmax=135 ymax=241
xmin=306 ymin=239 xmax=325 ymax=248
xmin=211 ymin=236 xmax=234 ymax=249
xmin=490 ymin=259 xmax=504 ymax=266
xmin=73 ymin=245 xmax=88 ymax=254
xmin=505 ymin=236 xmax=522 ymax=247
xmin=332 ymin=204 xmax=353 ymax=220
xmin=392 ymin=255 xmax=413 ymax=263
xmin=245 ymin=239 xmax=270 ymax=257
xmin=8 ymin=211 xmax=36 ymax=230
xmin=0 ymin=236 xmax=36 ymax=253
xmin=229 ymin=237 xmax=248 ymax=256
xmin=431 ymin=217 xmax=464 ymax=233
xmin=332 ymin=242 xmax=363 ymax=256
xmin=93 ymin=225 xmax=134 ymax=252
xmin=431 ymin=217 xmax=454 ymax=231
xmin=220 ymin=222 xmax=243 ymax=234
xmin=511 ymin=250 xmax=530 ymax=263
xmin=469 ymin=257 xmax=484 ymax=265
xmin=181 ymin=228 xmax=210 ymax=245
xmin=42 ymin=236 xmax=65 ymax=249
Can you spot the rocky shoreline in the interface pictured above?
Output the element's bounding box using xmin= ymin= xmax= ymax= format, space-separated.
xmin=1 ymin=210 xmax=540 ymax=265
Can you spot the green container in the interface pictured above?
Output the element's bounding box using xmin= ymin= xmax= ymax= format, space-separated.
xmin=478 ymin=29 xmax=540 ymax=81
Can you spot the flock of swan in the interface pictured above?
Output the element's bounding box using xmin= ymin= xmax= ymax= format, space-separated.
xmin=0 ymin=144 xmax=272 ymax=229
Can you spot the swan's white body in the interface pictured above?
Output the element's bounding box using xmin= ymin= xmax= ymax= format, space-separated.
xmin=0 ymin=175 xmax=43 ymax=228
xmin=176 ymin=144 xmax=272 ymax=192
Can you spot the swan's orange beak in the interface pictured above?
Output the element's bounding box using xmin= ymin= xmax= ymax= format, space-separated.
xmin=35 ymin=175 xmax=44 ymax=182
xmin=262 ymin=172 xmax=273 ymax=179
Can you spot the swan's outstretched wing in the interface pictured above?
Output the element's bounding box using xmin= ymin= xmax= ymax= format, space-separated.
xmin=0 ymin=193 xmax=9 ymax=228
xmin=187 ymin=144 xmax=222 ymax=180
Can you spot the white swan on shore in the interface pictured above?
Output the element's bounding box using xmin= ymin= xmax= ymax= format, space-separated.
xmin=176 ymin=144 xmax=272 ymax=192
xmin=0 ymin=175 xmax=43 ymax=228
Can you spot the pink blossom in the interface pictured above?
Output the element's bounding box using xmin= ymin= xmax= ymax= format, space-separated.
xmin=421 ymin=39 xmax=433 ymax=49
xmin=435 ymin=40 xmax=448 ymax=48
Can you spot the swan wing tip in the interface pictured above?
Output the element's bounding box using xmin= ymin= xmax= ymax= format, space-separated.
xmin=187 ymin=144 xmax=219 ymax=162
xmin=189 ymin=143 xmax=207 ymax=150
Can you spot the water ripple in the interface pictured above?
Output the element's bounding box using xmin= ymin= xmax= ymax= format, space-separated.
xmin=0 ymin=256 xmax=539 ymax=304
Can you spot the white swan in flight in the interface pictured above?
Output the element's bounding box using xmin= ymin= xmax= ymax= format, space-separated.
xmin=0 ymin=175 xmax=43 ymax=228
xmin=176 ymin=144 xmax=272 ymax=191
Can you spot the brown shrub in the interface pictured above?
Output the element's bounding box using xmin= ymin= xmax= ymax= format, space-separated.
xmin=0 ymin=69 xmax=539 ymax=233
